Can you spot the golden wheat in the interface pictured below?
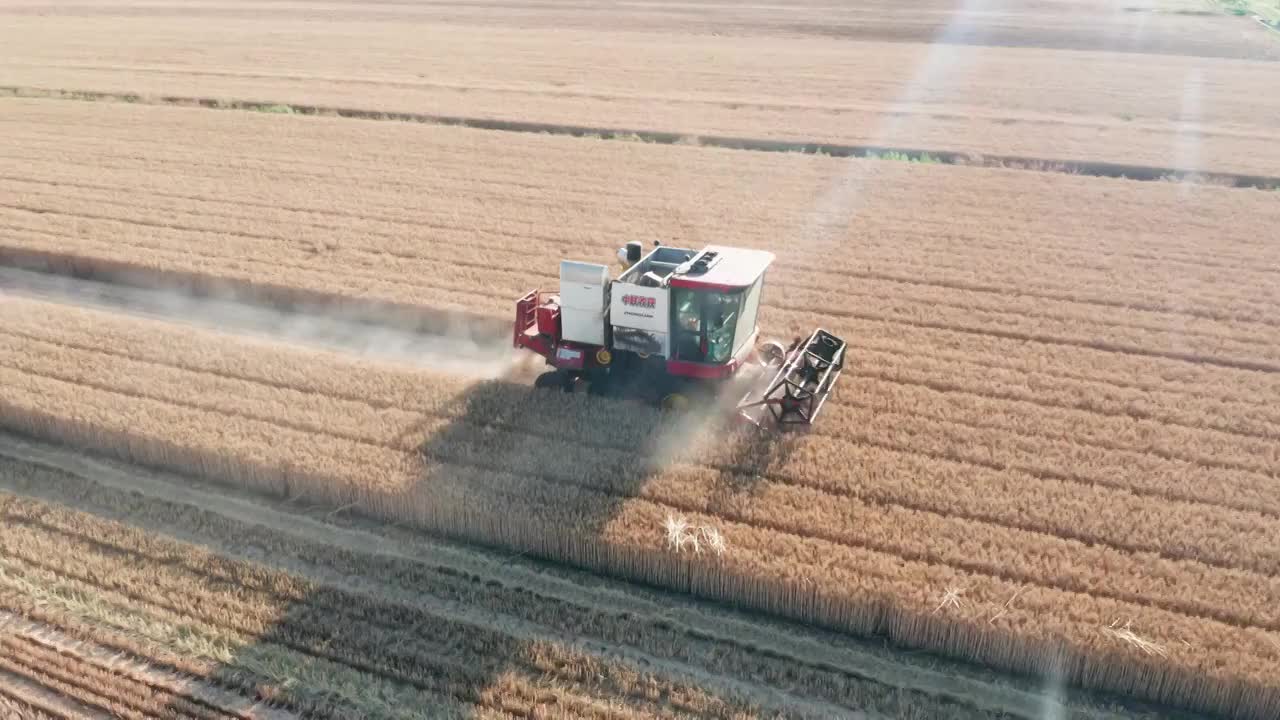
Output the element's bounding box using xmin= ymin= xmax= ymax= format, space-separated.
xmin=1 ymin=1 xmax=1277 ymax=173
xmin=2 ymin=296 xmax=1279 ymax=718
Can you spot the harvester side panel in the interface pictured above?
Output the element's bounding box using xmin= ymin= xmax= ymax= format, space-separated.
xmin=559 ymin=260 xmax=609 ymax=346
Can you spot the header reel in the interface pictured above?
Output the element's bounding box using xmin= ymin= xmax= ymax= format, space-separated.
xmin=736 ymin=328 xmax=846 ymax=430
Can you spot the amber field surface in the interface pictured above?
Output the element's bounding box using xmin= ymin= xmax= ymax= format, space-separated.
xmin=2 ymin=0 xmax=1280 ymax=718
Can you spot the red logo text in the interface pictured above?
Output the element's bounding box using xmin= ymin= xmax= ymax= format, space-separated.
xmin=621 ymin=294 xmax=656 ymax=309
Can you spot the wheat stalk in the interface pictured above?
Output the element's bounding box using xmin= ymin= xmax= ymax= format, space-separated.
xmin=662 ymin=514 xmax=727 ymax=556
xmin=932 ymin=586 xmax=966 ymax=614
xmin=1103 ymin=619 xmax=1168 ymax=658
xmin=988 ymin=587 xmax=1025 ymax=624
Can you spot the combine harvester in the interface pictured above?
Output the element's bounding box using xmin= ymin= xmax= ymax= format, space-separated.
xmin=514 ymin=242 xmax=845 ymax=428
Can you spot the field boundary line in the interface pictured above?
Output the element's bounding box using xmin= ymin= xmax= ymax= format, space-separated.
xmin=3 ymin=85 xmax=1278 ymax=190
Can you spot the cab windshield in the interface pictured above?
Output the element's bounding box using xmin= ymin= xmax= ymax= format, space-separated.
xmin=672 ymin=287 xmax=742 ymax=363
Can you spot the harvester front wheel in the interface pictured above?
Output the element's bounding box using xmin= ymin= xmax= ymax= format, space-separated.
xmin=586 ymin=368 xmax=611 ymax=396
xmin=534 ymin=370 xmax=576 ymax=392
xmin=533 ymin=370 xmax=563 ymax=390
xmin=660 ymin=392 xmax=690 ymax=412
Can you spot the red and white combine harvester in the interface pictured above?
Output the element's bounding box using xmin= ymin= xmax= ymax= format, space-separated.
xmin=513 ymin=242 xmax=846 ymax=429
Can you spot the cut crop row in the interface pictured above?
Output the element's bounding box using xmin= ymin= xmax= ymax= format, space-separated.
xmin=0 ymin=630 xmax=242 ymax=720
xmin=9 ymin=323 xmax=1276 ymax=530
xmin=4 ymin=101 xmax=1280 ymax=306
xmin=0 ymin=587 xmax=367 ymax=720
xmin=2 ymin=547 xmax=622 ymax=720
xmin=6 ymin=107 xmax=1277 ymax=273
xmin=6 ymin=149 xmax=1275 ymax=287
xmin=9 ymin=220 xmax=1280 ymax=384
xmin=9 ymin=153 xmax=1279 ymax=305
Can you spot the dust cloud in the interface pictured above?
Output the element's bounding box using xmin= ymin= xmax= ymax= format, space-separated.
xmin=0 ymin=267 xmax=516 ymax=378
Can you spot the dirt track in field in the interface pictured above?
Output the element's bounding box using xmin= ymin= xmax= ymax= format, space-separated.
xmin=0 ymin=432 xmax=1160 ymax=720
xmin=1 ymin=1 xmax=1277 ymax=175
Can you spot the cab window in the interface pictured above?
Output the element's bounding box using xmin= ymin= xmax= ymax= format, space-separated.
xmin=672 ymin=287 xmax=743 ymax=363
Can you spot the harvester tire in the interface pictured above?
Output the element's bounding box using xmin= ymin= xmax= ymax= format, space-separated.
xmin=586 ymin=369 xmax=611 ymax=396
xmin=660 ymin=392 xmax=690 ymax=412
xmin=534 ymin=370 xmax=564 ymax=390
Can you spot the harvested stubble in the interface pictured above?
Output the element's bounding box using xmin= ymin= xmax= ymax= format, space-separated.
xmin=0 ymin=457 xmax=1047 ymax=720
xmin=0 ymin=0 xmax=1278 ymax=173
xmin=2 ymin=296 xmax=1279 ymax=719
xmin=0 ymin=515 xmax=747 ymax=720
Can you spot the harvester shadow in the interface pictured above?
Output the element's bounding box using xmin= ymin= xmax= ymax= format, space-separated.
xmin=404 ymin=377 xmax=800 ymax=541
xmin=146 ymin=377 xmax=802 ymax=716
xmin=144 ymin=379 xmax=798 ymax=716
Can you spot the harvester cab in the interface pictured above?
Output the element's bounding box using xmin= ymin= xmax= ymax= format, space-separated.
xmin=513 ymin=241 xmax=845 ymax=429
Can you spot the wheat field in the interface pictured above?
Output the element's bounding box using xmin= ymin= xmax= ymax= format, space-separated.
xmin=2 ymin=287 xmax=1279 ymax=718
xmin=0 ymin=431 xmax=1160 ymax=720
xmin=2 ymin=1 xmax=1279 ymax=175
xmin=3 ymin=0 xmax=1280 ymax=716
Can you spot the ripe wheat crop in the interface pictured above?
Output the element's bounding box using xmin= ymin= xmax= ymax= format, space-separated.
xmin=2 ymin=75 xmax=1280 ymax=719
xmin=2 ymin=295 xmax=1279 ymax=719
xmin=1 ymin=2 xmax=1278 ymax=174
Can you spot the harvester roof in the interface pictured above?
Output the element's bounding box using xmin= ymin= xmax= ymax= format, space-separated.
xmin=668 ymin=245 xmax=775 ymax=292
